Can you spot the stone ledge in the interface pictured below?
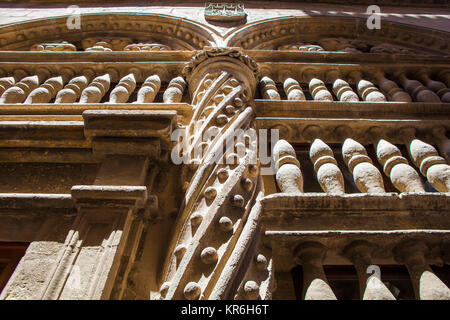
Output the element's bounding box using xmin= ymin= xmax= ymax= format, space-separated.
xmin=0 ymin=192 xmax=73 ymax=209
xmin=262 ymin=192 xmax=450 ymax=213
xmin=83 ymin=110 xmax=177 ymax=140
xmin=255 ymin=100 xmax=450 ymax=120
xmin=71 ymin=185 xmax=148 ymax=209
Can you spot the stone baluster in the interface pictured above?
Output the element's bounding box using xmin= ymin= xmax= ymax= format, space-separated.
xmin=415 ymin=70 xmax=450 ymax=102
xmin=400 ymin=127 xmax=450 ymax=192
xmin=373 ymin=71 xmax=411 ymax=102
xmin=428 ymin=126 xmax=450 ymax=163
xmin=55 ymin=76 xmax=89 ymax=103
xmin=135 ymin=74 xmax=161 ymax=103
xmin=309 ymin=138 xmax=345 ymax=194
xmin=349 ymin=71 xmax=386 ymax=102
xmin=394 ymin=72 xmax=440 ymax=102
xmin=308 ymin=78 xmax=333 ymax=101
xmin=260 ymin=76 xmax=280 ymax=100
xmin=283 ymin=78 xmax=305 ymax=101
xmin=394 ymin=240 xmax=450 ymax=300
xmin=272 ymin=139 xmax=303 ymax=193
xmin=108 ymin=73 xmax=136 ymax=103
xmin=24 ymin=76 xmax=64 ymax=104
xmin=79 ymin=74 xmax=110 ymax=103
xmin=163 ymin=76 xmax=186 ymax=103
xmin=0 ymin=75 xmax=39 ymax=104
xmin=327 ymin=70 xmax=359 ymax=102
xmin=303 ymin=68 xmax=333 ymax=101
xmin=0 ymin=77 xmax=15 ymax=96
xmin=375 ymin=139 xmax=425 ymax=192
xmin=342 ymin=138 xmax=386 ymax=193
xmin=344 ymin=241 xmax=395 ymax=300
xmin=294 ymin=242 xmax=337 ymax=300
xmin=438 ymin=69 xmax=450 ymax=88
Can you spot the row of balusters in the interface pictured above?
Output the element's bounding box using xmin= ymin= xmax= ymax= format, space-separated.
xmin=294 ymin=240 xmax=450 ymax=300
xmin=0 ymin=73 xmax=188 ymax=104
xmin=260 ymin=70 xmax=450 ymax=103
xmin=272 ymin=132 xmax=450 ymax=194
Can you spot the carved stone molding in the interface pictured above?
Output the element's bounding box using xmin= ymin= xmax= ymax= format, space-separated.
xmin=0 ymin=14 xmax=215 ymax=51
xmin=225 ymin=17 xmax=449 ymax=55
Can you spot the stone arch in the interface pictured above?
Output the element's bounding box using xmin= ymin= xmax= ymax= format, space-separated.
xmin=225 ymin=16 xmax=450 ymax=55
xmin=0 ymin=13 xmax=220 ymax=51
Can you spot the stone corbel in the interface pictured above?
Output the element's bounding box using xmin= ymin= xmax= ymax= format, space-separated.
xmin=83 ymin=110 xmax=177 ymax=158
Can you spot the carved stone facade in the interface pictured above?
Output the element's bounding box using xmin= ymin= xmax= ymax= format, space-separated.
xmin=0 ymin=1 xmax=449 ymax=300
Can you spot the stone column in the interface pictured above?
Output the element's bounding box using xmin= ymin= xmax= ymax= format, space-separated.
xmin=294 ymin=242 xmax=337 ymax=300
xmin=344 ymin=240 xmax=395 ymax=300
xmin=394 ymin=240 xmax=450 ymax=300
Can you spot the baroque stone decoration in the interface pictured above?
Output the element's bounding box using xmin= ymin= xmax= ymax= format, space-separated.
xmin=0 ymin=4 xmax=449 ymax=301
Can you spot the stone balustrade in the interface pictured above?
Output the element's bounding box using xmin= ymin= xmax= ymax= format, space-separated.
xmin=288 ymin=237 xmax=450 ymax=300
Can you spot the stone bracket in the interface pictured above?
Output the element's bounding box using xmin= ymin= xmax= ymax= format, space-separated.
xmin=83 ymin=109 xmax=177 ymax=157
xmin=71 ymin=185 xmax=148 ymax=210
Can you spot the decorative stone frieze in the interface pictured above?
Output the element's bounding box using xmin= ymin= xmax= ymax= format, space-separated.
xmin=124 ymin=42 xmax=171 ymax=51
xmin=278 ymin=43 xmax=324 ymax=52
xmin=30 ymin=41 xmax=76 ymax=52
xmin=82 ymin=37 xmax=133 ymax=52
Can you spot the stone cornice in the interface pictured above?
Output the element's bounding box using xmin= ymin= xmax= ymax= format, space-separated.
xmin=225 ymin=16 xmax=450 ymax=55
xmin=0 ymin=13 xmax=217 ymax=51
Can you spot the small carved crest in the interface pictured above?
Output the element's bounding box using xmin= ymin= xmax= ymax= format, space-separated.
xmin=204 ymin=3 xmax=247 ymax=22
